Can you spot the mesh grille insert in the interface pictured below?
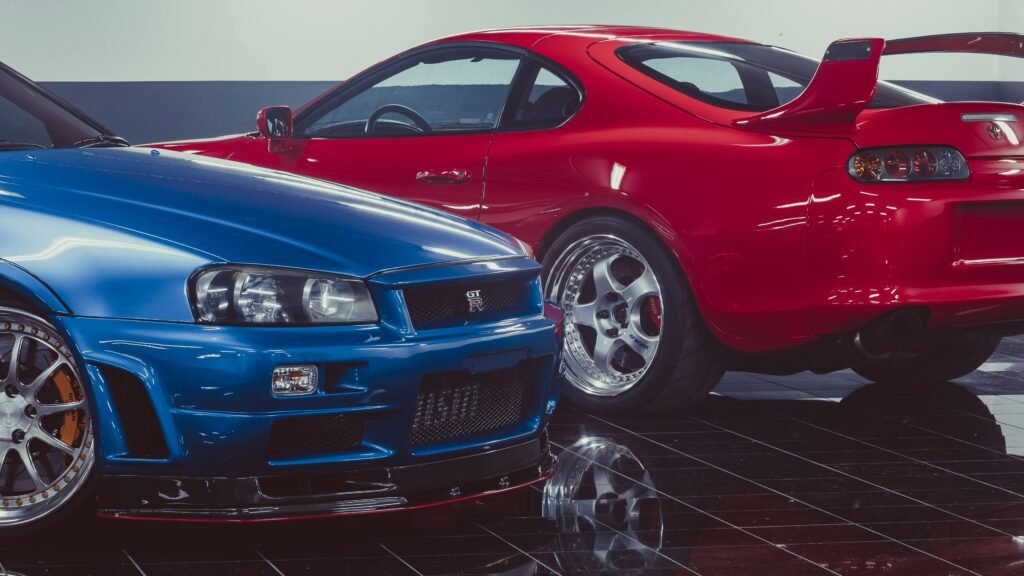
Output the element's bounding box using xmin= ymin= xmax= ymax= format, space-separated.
xmin=403 ymin=277 xmax=530 ymax=330
xmin=268 ymin=414 xmax=363 ymax=460
xmin=411 ymin=362 xmax=531 ymax=447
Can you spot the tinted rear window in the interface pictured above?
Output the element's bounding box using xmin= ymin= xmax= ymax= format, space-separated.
xmin=618 ymin=42 xmax=936 ymax=112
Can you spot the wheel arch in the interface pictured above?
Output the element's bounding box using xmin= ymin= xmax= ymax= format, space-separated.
xmin=0 ymin=260 xmax=70 ymax=316
xmin=537 ymin=205 xmax=695 ymax=290
xmin=535 ymin=204 xmax=740 ymax=352
xmin=540 ymin=202 xmax=733 ymax=332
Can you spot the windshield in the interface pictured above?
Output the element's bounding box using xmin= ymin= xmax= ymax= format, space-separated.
xmin=0 ymin=64 xmax=112 ymax=150
xmin=618 ymin=41 xmax=938 ymax=112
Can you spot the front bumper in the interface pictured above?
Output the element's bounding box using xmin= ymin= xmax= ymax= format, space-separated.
xmin=51 ymin=259 xmax=562 ymax=519
xmin=97 ymin=435 xmax=555 ymax=521
xmin=808 ymin=162 xmax=1024 ymax=336
xmin=59 ymin=312 xmax=561 ymax=473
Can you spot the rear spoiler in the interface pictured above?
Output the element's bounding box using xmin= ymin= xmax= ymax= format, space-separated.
xmin=734 ymin=33 xmax=1024 ymax=135
xmin=885 ymin=32 xmax=1024 ymax=58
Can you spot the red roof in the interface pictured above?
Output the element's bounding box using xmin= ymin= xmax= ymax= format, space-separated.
xmin=422 ymin=25 xmax=748 ymax=50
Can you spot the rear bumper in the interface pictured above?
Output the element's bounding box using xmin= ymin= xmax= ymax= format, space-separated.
xmin=96 ymin=435 xmax=554 ymax=522
xmin=808 ymin=165 xmax=1024 ymax=336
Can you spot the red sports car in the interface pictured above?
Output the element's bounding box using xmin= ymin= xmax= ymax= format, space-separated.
xmin=152 ymin=27 xmax=1024 ymax=414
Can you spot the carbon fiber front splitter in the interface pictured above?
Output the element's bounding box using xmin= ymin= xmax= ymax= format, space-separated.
xmin=96 ymin=435 xmax=554 ymax=522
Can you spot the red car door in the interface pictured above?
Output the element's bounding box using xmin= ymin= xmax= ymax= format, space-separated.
xmin=231 ymin=45 xmax=525 ymax=219
xmin=480 ymin=59 xmax=585 ymax=244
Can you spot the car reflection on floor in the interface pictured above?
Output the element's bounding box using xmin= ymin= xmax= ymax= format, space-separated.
xmin=542 ymin=435 xmax=665 ymax=574
xmin=4 ymin=337 xmax=1024 ymax=575
xmin=539 ymin=381 xmax=1017 ymax=576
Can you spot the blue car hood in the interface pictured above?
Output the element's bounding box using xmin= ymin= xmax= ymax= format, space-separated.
xmin=0 ymin=147 xmax=519 ymax=277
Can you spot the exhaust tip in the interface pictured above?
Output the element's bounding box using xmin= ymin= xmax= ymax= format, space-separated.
xmin=887 ymin=309 xmax=927 ymax=350
xmin=856 ymin=308 xmax=929 ymax=359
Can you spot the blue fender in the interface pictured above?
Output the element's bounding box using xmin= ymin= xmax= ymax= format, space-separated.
xmin=0 ymin=258 xmax=69 ymax=313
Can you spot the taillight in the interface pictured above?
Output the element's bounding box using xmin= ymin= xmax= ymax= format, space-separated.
xmin=885 ymin=150 xmax=911 ymax=179
xmin=848 ymin=146 xmax=969 ymax=182
xmin=913 ymin=149 xmax=937 ymax=178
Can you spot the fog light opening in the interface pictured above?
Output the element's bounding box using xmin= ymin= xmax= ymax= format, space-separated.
xmin=272 ymin=365 xmax=319 ymax=397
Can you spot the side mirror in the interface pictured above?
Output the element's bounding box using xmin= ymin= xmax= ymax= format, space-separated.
xmin=256 ymin=106 xmax=293 ymax=140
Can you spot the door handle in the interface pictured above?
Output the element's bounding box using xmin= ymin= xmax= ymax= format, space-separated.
xmin=415 ymin=169 xmax=472 ymax=185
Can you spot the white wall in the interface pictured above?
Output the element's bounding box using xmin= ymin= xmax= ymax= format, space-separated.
xmin=997 ymin=0 xmax=1024 ymax=79
xmin=1 ymin=0 xmax=1021 ymax=83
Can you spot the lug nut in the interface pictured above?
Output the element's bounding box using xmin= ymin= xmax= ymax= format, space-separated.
xmin=24 ymin=405 xmax=36 ymax=419
xmin=605 ymin=328 xmax=619 ymax=337
xmin=11 ymin=429 xmax=25 ymax=443
xmin=4 ymin=385 xmax=18 ymax=398
xmin=596 ymin=310 xmax=610 ymax=319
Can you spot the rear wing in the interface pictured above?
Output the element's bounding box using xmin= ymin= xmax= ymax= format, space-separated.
xmin=734 ymin=33 xmax=1024 ymax=135
xmin=885 ymin=32 xmax=1024 ymax=58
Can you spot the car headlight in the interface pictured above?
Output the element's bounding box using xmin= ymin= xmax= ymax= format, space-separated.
xmin=191 ymin=265 xmax=378 ymax=325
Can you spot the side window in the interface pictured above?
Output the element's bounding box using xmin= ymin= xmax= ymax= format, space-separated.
xmin=643 ymin=57 xmax=747 ymax=104
xmin=620 ymin=42 xmax=933 ymax=112
xmin=299 ymin=49 xmax=521 ymax=138
xmin=0 ymin=95 xmax=52 ymax=146
xmin=506 ymin=64 xmax=581 ymax=130
xmin=768 ymin=71 xmax=805 ymax=105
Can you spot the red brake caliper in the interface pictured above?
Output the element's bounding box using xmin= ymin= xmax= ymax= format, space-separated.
xmin=643 ymin=296 xmax=662 ymax=333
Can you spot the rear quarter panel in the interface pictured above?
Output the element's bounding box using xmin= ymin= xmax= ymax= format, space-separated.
xmin=486 ymin=38 xmax=854 ymax=351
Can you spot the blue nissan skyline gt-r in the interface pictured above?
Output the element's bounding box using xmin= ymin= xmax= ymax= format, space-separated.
xmin=0 ymin=61 xmax=562 ymax=530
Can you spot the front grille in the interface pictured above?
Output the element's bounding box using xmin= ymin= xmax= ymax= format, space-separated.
xmin=267 ymin=414 xmax=363 ymax=460
xmin=411 ymin=362 xmax=531 ymax=447
xmin=403 ymin=277 xmax=532 ymax=330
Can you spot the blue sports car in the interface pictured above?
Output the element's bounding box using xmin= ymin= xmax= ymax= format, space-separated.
xmin=0 ymin=61 xmax=562 ymax=529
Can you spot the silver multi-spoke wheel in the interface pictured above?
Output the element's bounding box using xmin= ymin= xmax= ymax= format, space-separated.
xmin=0 ymin=311 xmax=93 ymax=527
xmin=546 ymin=235 xmax=663 ymax=396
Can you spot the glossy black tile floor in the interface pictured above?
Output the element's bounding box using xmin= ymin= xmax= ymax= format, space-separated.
xmin=8 ymin=336 xmax=1024 ymax=575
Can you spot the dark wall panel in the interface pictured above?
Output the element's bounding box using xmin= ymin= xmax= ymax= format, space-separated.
xmin=38 ymin=80 xmax=1023 ymax=145
xmin=41 ymin=81 xmax=336 ymax=144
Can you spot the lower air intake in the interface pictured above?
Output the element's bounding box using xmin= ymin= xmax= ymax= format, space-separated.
xmin=411 ymin=362 xmax=531 ymax=447
xmin=268 ymin=414 xmax=363 ymax=460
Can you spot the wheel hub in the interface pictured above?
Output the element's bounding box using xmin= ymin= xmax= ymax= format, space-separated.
xmin=596 ymin=297 xmax=628 ymax=333
xmin=0 ymin=395 xmax=30 ymax=441
xmin=612 ymin=301 xmax=628 ymax=326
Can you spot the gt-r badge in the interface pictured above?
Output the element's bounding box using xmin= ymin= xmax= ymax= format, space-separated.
xmin=466 ymin=290 xmax=484 ymax=313
xmin=988 ymin=123 xmax=1004 ymax=141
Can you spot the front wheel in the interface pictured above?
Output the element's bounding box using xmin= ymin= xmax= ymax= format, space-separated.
xmin=543 ymin=216 xmax=725 ymax=414
xmin=0 ymin=309 xmax=95 ymax=534
xmin=853 ymin=333 xmax=1001 ymax=385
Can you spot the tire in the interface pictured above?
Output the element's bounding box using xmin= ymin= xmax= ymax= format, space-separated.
xmin=543 ymin=215 xmax=726 ymax=414
xmin=852 ymin=333 xmax=1001 ymax=385
xmin=0 ymin=308 xmax=96 ymax=534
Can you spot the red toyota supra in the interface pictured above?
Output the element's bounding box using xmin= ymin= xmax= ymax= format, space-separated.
xmin=152 ymin=27 xmax=1024 ymax=414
